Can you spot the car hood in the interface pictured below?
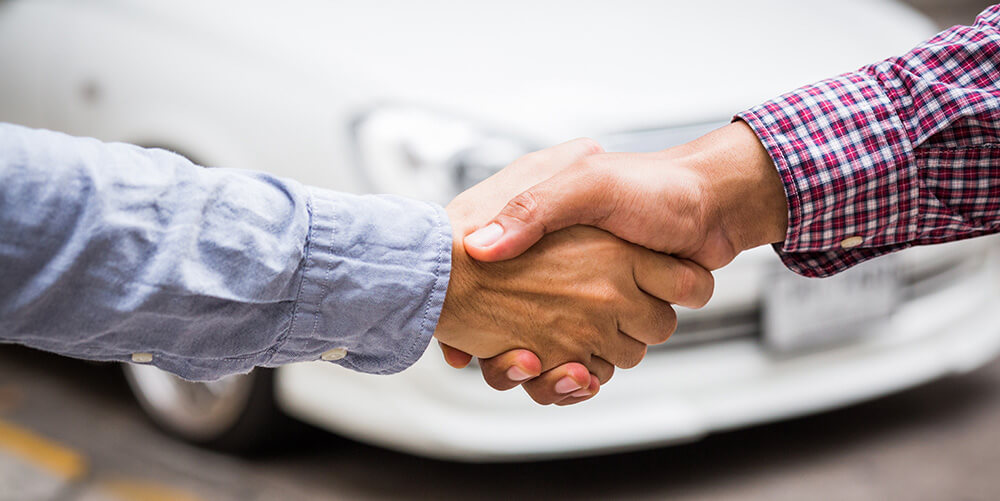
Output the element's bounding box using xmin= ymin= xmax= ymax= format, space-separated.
xmin=137 ymin=0 xmax=936 ymax=140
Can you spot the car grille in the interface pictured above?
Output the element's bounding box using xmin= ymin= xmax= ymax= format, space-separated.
xmin=662 ymin=307 xmax=761 ymax=348
xmin=900 ymin=250 xmax=985 ymax=301
xmin=655 ymin=245 xmax=989 ymax=352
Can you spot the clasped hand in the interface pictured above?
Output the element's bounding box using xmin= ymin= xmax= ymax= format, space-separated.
xmin=434 ymin=122 xmax=787 ymax=405
xmin=434 ymin=136 xmax=719 ymax=404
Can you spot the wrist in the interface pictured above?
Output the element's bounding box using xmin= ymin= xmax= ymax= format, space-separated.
xmin=434 ymin=205 xmax=480 ymax=352
xmin=681 ymin=121 xmax=789 ymax=256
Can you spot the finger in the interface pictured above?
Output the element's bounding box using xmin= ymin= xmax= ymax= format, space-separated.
xmin=521 ymin=357 xmax=613 ymax=405
xmin=478 ymin=349 xmax=542 ymax=391
xmin=618 ymin=292 xmax=678 ymax=346
xmin=464 ymin=152 xmax=609 ymax=263
xmin=463 ymin=172 xmax=598 ymax=262
xmin=516 ymin=136 xmax=604 ymax=170
xmin=632 ymin=252 xmax=715 ymax=309
xmin=586 ymin=355 xmax=615 ymax=385
xmin=439 ymin=342 xmax=473 ymax=369
xmin=521 ymin=363 xmax=593 ymax=405
xmin=597 ymin=330 xmax=648 ymax=369
xmin=556 ymin=374 xmax=601 ymax=406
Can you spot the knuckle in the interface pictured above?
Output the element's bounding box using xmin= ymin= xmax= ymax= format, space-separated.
xmin=595 ymin=366 xmax=615 ymax=385
xmin=592 ymin=284 xmax=624 ymax=308
xmin=679 ymin=262 xmax=714 ymax=308
xmin=657 ymin=307 xmax=679 ymax=343
xmin=516 ymin=149 xmax=543 ymax=167
xmin=550 ymin=329 xmax=596 ymax=366
xmin=501 ymin=191 xmax=542 ymax=227
xmin=573 ymin=137 xmax=604 ymax=155
xmin=619 ymin=344 xmax=646 ymax=369
xmin=672 ymin=265 xmax=698 ymax=305
xmin=695 ymin=269 xmax=716 ymax=308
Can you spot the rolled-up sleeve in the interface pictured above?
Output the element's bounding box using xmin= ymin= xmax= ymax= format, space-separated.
xmin=0 ymin=123 xmax=452 ymax=380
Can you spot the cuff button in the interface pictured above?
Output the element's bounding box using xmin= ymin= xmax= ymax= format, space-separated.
xmin=320 ymin=347 xmax=348 ymax=361
xmin=840 ymin=236 xmax=864 ymax=249
xmin=131 ymin=352 xmax=153 ymax=363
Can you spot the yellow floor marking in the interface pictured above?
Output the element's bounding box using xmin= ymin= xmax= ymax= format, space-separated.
xmin=101 ymin=478 xmax=206 ymax=501
xmin=0 ymin=419 xmax=88 ymax=480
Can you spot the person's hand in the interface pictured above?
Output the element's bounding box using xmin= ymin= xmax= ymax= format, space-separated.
xmin=436 ymin=139 xmax=713 ymax=404
xmin=451 ymin=122 xmax=783 ymax=404
xmin=462 ymin=121 xmax=789 ymax=271
xmin=439 ymin=139 xmax=606 ymax=404
xmin=435 ymin=225 xmax=705 ymax=371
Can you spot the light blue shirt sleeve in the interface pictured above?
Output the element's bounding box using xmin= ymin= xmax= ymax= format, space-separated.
xmin=0 ymin=123 xmax=452 ymax=380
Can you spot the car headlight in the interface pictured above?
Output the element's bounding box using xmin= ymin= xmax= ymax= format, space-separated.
xmin=352 ymin=107 xmax=532 ymax=204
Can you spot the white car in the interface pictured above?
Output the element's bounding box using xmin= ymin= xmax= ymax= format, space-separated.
xmin=1 ymin=0 xmax=998 ymax=461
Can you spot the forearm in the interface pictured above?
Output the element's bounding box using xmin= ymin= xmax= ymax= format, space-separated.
xmin=0 ymin=124 xmax=451 ymax=379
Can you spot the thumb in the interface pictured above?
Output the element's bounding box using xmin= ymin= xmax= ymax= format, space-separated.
xmin=464 ymin=171 xmax=602 ymax=262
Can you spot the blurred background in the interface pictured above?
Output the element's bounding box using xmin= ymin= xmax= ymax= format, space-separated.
xmin=0 ymin=0 xmax=998 ymax=500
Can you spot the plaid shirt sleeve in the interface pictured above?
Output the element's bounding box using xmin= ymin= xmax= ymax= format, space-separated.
xmin=737 ymin=5 xmax=1000 ymax=278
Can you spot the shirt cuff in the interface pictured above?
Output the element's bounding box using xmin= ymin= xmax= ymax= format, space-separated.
xmin=267 ymin=187 xmax=452 ymax=374
xmin=736 ymin=69 xmax=920 ymax=277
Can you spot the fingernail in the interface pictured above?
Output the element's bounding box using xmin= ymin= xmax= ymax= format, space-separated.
xmin=570 ymin=388 xmax=592 ymax=398
xmin=464 ymin=223 xmax=503 ymax=248
xmin=506 ymin=366 xmax=532 ymax=381
xmin=555 ymin=377 xmax=582 ymax=394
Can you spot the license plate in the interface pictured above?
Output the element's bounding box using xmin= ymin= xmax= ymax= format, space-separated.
xmin=762 ymin=257 xmax=902 ymax=354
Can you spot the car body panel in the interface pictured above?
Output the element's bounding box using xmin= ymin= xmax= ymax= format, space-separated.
xmin=276 ymin=241 xmax=1000 ymax=461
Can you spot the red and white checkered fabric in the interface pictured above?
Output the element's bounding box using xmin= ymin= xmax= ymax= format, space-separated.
xmin=738 ymin=5 xmax=1000 ymax=277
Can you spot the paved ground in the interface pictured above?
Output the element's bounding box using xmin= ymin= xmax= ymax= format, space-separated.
xmin=4 ymin=343 xmax=1000 ymax=501
xmin=2 ymin=2 xmax=997 ymax=501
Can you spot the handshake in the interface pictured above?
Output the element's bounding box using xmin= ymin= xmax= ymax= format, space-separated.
xmin=433 ymin=121 xmax=789 ymax=405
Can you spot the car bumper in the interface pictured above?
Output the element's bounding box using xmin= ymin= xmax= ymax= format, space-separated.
xmin=274 ymin=248 xmax=1000 ymax=462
